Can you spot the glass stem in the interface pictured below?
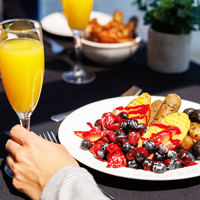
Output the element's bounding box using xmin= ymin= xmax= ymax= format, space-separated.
xmin=72 ymin=30 xmax=84 ymax=75
xmin=16 ymin=111 xmax=32 ymax=131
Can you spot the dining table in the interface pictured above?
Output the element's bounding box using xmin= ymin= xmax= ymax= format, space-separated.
xmin=0 ymin=28 xmax=200 ymax=200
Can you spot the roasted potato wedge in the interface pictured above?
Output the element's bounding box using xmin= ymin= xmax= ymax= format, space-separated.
xmin=179 ymin=135 xmax=196 ymax=150
xmin=189 ymin=122 xmax=200 ymax=141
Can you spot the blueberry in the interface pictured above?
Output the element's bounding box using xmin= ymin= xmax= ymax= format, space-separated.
xmin=152 ymin=162 xmax=166 ymax=173
xmin=166 ymin=151 xmax=177 ymax=161
xmin=166 ymin=160 xmax=176 ymax=170
xmin=142 ymin=159 xmax=153 ymax=171
xmin=127 ymin=160 xmax=138 ymax=169
xmin=120 ymin=121 xmax=128 ymax=131
xmin=138 ymin=124 xmax=146 ymax=135
xmin=94 ymin=119 xmax=98 ymax=127
xmin=127 ymin=119 xmax=138 ymax=131
xmin=134 ymin=152 xmax=147 ymax=162
xmin=101 ymin=143 xmax=109 ymax=151
xmin=130 ymin=144 xmax=135 ymax=151
xmin=80 ymin=140 xmax=90 ymax=150
xmin=142 ymin=140 xmax=156 ymax=153
xmin=154 ymin=152 xmax=165 ymax=161
xmin=122 ymin=142 xmax=131 ymax=152
xmin=94 ymin=119 xmax=102 ymax=128
xmin=114 ymin=130 xmax=125 ymax=137
xmin=96 ymin=150 xmax=105 ymax=159
xmin=121 ymin=149 xmax=127 ymax=156
xmin=116 ymin=136 xmax=127 ymax=147
xmin=157 ymin=144 xmax=168 ymax=155
xmin=120 ymin=112 xmax=129 ymax=119
xmin=174 ymin=160 xmax=181 ymax=169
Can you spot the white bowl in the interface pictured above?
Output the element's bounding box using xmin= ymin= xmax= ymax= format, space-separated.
xmin=81 ymin=34 xmax=142 ymax=65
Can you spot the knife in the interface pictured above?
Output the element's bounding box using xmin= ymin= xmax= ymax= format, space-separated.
xmin=50 ymin=109 xmax=75 ymax=122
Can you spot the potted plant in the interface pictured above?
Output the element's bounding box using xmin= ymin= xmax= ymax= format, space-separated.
xmin=133 ymin=0 xmax=200 ymax=73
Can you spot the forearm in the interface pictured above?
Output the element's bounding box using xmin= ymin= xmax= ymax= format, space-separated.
xmin=41 ymin=166 xmax=109 ymax=200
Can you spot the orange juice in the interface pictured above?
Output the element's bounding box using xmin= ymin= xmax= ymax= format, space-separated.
xmin=61 ymin=0 xmax=93 ymax=30
xmin=0 ymin=39 xmax=44 ymax=113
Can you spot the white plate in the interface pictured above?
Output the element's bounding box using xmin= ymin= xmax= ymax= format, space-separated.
xmin=58 ymin=96 xmax=200 ymax=181
xmin=41 ymin=11 xmax=112 ymax=37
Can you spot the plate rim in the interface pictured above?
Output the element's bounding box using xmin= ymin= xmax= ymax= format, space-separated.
xmin=58 ymin=95 xmax=200 ymax=181
xmin=41 ymin=10 xmax=113 ymax=37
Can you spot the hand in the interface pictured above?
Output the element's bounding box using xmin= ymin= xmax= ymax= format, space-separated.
xmin=5 ymin=125 xmax=79 ymax=199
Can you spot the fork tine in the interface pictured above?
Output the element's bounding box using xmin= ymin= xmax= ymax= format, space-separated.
xmin=42 ymin=132 xmax=48 ymax=140
xmin=47 ymin=131 xmax=54 ymax=142
xmin=51 ymin=131 xmax=59 ymax=143
xmin=40 ymin=131 xmax=59 ymax=144
xmin=121 ymin=85 xmax=142 ymax=96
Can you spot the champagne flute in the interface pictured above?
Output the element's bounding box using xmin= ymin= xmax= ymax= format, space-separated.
xmin=0 ymin=19 xmax=44 ymax=177
xmin=61 ymin=0 xmax=95 ymax=84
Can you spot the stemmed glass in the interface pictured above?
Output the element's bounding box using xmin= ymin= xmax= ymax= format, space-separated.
xmin=0 ymin=19 xmax=44 ymax=177
xmin=61 ymin=0 xmax=95 ymax=84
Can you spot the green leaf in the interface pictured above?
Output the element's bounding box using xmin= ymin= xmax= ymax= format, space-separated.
xmin=177 ymin=8 xmax=187 ymax=17
xmin=132 ymin=0 xmax=200 ymax=34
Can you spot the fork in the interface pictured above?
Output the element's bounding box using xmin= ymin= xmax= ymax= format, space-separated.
xmin=50 ymin=85 xmax=142 ymax=122
xmin=43 ymin=35 xmax=65 ymax=54
xmin=40 ymin=131 xmax=115 ymax=200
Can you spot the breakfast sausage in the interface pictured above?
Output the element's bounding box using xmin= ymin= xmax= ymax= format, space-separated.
xmin=149 ymin=100 xmax=163 ymax=125
xmin=150 ymin=93 xmax=181 ymax=125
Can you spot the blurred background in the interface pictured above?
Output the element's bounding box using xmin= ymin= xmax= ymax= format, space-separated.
xmin=1 ymin=0 xmax=199 ymax=64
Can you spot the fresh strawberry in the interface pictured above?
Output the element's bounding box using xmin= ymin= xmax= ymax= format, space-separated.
xmin=90 ymin=139 xmax=104 ymax=154
xmin=86 ymin=132 xmax=101 ymax=143
xmin=107 ymin=151 xmax=127 ymax=168
xmin=74 ymin=131 xmax=91 ymax=139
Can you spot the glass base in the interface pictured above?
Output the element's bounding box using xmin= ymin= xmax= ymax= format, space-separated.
xmin=4 ymin=164 xmax=13 ymax=178
xmin=62 ymin=70 xmax=95 ymax=84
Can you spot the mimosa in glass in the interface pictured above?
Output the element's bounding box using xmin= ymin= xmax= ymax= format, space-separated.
xmin=61 ymin=0 xmax=95 ymax=84
xmin=0 ymin=19 xmax=44 ymax=177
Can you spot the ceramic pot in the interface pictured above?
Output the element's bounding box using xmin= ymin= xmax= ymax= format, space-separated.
xmin=147 ymin=28 xmax=192 ymax=74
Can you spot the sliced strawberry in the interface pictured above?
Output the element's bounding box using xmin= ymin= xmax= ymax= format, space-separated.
xmin=90 ymin=139 xmax=104 ymax=154
xmin=86 ymin=132 xmax=101 ymax=143
xmin=152 ymin=131 xmax=170 ymax=147
xmin=74 ymin=131 xmax=91 ymax=139
xmin=107 ymin=151 xmax=127 ymax=168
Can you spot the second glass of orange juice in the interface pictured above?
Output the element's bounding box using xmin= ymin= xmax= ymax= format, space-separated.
xmin=61 ymin=0 xmax=95 ymax=84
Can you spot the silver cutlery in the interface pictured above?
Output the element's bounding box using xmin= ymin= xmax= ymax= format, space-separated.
xmin=40 ymin=131 xmax=115 ymax=200
xmin=50 ymin=85 xmax=142 ymax=122
xmin=43 ymin=35 xmax=65 ymax=54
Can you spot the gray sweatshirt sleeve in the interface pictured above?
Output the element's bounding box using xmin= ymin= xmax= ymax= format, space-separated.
xmin=40 ymin=166 xmax=110 ymax=200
